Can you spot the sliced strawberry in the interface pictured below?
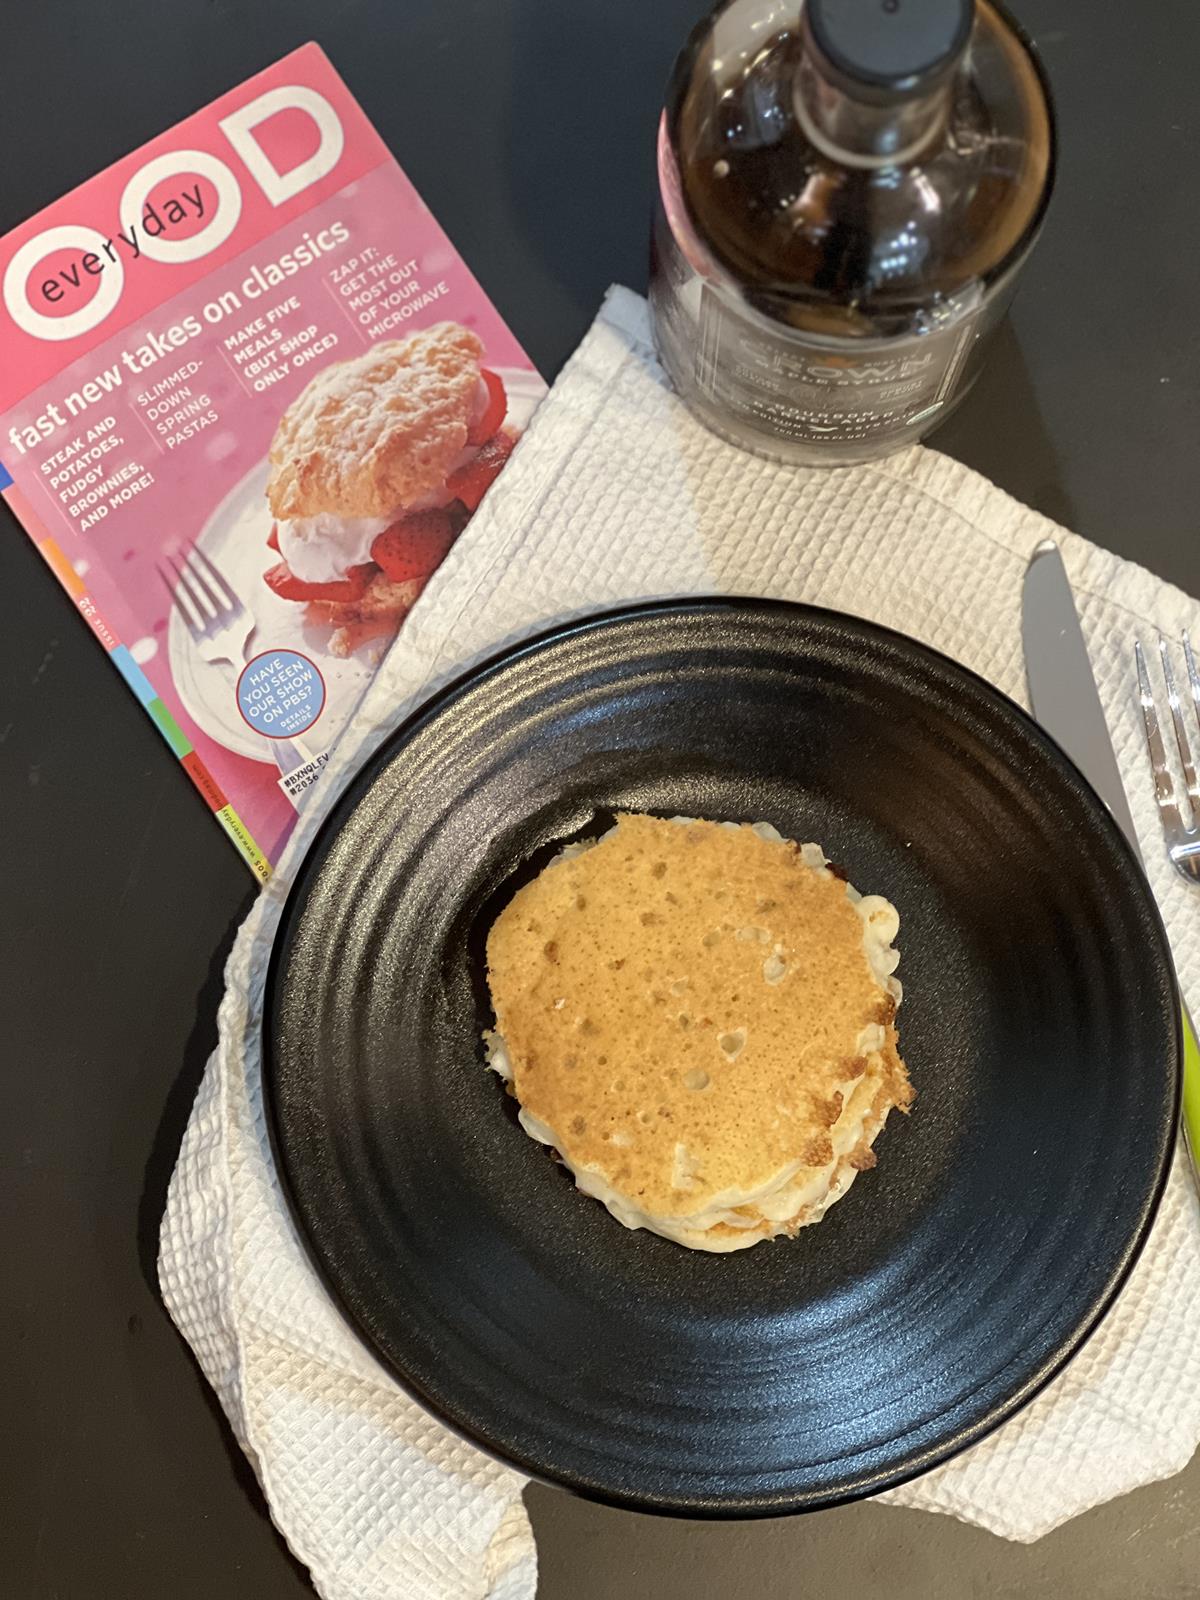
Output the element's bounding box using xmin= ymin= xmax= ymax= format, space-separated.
xmin=446 ymin=431 xmax=516 ymax=512
xmin=467 ymin=368 xmax=508 ymax=446
xmin=263 ymin=559 xmax=374 ymax=603
xmin=371 ymin=509 xmax=457 ymax=584
xmin=446 ymin=499 xmax=471 ymax=539
xmin=267 ymin=522 xmax=280 ymax=552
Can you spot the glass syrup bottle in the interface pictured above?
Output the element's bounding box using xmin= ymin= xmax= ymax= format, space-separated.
xmin=649 ymin=0 xmax=1055 ymax=465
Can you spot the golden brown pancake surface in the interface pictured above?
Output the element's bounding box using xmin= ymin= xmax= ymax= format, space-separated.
xmin=485 ymin=814 xmax=912 ymax=1243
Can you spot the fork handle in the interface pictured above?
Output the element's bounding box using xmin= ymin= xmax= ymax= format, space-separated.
xmin=275 ymin=739 xmax=314 ymax=778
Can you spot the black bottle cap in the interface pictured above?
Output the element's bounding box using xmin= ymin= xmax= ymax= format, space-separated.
xmin=805 ymin=0 xmax=974 ymax=102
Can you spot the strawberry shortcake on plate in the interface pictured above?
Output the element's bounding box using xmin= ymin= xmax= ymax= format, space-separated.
xmin=263 ymin=321 xmax=515 ymax=656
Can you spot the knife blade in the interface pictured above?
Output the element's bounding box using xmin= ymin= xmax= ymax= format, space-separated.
xmin=1023 ymin=542 xmax=1143 ymax=855
xmin=1022 ymin=538 xmax=1200 ymax=1178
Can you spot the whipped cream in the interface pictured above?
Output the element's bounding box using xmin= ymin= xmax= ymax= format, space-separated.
xmin=275 ymin=511 xmax=393 ymax=584
xmin=468 ymin=373 xmax=491 ymax=432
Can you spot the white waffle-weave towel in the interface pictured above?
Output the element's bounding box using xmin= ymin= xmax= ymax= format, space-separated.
xmin=160 ymin=286 xmax=1200 ymax=1588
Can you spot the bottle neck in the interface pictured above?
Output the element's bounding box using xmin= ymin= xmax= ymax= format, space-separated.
xmin=793 ymin=46 xmax=953 ymax=169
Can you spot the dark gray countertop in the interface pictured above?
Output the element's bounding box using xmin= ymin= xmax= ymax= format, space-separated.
xmin=3 ymin=2 xmax=1198 ymax=1595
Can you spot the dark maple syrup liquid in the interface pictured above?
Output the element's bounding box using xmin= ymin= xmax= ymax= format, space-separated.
xmin=650 ymin=0 xmax=1054 ymax=462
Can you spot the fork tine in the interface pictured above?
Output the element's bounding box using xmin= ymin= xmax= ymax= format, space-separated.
xmin=1159 ymin=637 xmax=1200 ymax=827
xmin=186 ymin=543 xmax=239 ymax=616
xmin=1136 ymin=640 xmax=1187 ymax=828
xmin=157 ymin=557 xmax=205 ymax=636
xmin=169 ymin=549 xmax=219 ymax=624
xmin=1183 ymin=630 xmax=1200 ymax=722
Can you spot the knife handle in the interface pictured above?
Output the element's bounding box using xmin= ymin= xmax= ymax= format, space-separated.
xmin=1181 ymin=1002 xmax=1200 ymax=1180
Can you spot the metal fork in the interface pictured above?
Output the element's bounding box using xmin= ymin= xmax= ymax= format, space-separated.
xmin=159 ymin=544 xmax=315 ymax=796
xmin=158 ymin=545 xmax=254 ymax=669
xmin=1135 ymin=631 xmax=1200 ymax=884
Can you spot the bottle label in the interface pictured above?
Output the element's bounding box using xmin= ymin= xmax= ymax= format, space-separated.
xmin=696 ymin=284 xmax=977 ymax=446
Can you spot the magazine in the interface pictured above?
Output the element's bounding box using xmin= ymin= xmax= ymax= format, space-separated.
xmin=0 ymin=43 xmax=544 ymax=879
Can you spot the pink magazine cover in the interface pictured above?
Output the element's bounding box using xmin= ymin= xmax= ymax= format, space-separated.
xmin=0 ymin=43 xmax=545 ymax=880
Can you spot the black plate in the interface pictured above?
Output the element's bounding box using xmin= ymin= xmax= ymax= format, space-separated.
xmin=265 ymin=599 xmax=1179 ymax=1516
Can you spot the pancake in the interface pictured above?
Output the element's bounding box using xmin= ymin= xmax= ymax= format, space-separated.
xmin=483 ymin=814 xmax=913 ymax=1252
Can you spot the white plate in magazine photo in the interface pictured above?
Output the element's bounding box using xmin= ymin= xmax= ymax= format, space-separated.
xmin=168 ymin=367 xmax=546 ymax=767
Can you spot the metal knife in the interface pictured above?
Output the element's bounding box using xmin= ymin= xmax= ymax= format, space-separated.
xmin=1022 ymin=538 xmax=1200 ymax=1175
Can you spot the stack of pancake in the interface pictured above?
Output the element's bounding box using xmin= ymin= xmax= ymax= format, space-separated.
xmin=484 ymin=813 xmax=913 ymax=1252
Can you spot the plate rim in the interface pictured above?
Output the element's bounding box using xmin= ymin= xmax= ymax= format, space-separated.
xmin=262 ymin=594 xmax=1182 ymax=1517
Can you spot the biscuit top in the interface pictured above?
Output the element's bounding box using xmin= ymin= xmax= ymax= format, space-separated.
xmin=267 ymin=322 xmax=484 ymax=519
xmin=485 ymin=814 xmax=907 ymax=1220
